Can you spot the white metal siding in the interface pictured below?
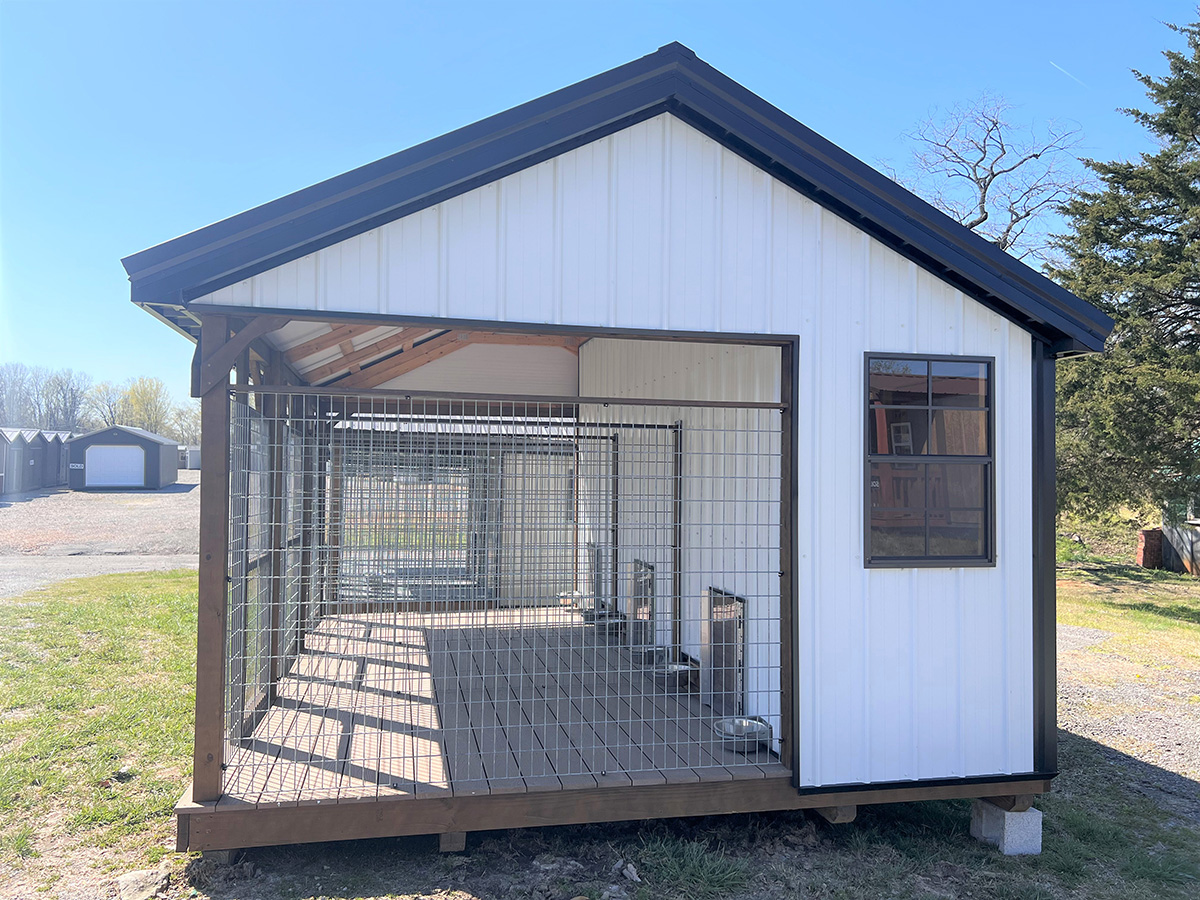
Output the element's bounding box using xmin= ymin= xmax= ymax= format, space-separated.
xmin=377 ymin=343 xmax=578 ymax=394
xmin=195 ymin=111 xmax=1035 ymax=787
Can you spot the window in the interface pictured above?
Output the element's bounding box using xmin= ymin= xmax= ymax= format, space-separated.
xmin=865 ymin=354 xmax=994 ymax=566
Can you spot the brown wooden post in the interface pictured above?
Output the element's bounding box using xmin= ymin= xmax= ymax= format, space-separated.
xmin=195 ymin=315 xmax=231 ymax=803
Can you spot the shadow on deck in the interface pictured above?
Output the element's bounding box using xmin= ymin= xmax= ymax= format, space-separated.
xmin=219 ymin=607 xmax=783 ymax=809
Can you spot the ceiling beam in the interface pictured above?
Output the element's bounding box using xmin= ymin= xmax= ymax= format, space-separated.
xmin=337 ymin=331 xmax=463 ymax=389
xmin=283 ymin=323 xmax=378 ymax=363
xmin=334 ymin=330 xmax=585 ymax=390
xmin=304 ymin=330 xmax=413 ymax=384
xmin=464 ymin=332 xmax=586 ymax=351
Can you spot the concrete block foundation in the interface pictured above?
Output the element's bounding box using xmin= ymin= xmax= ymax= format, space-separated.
xmin=970 ymin=800 xmax=1043 ymax=855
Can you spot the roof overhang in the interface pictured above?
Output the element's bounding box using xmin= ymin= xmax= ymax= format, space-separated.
xmin=122 ymin=42 xmax=1113 ymax=356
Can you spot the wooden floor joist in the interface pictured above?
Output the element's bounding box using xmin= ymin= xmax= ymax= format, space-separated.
xmin=814 ymin=805 xmax=857 ymax=824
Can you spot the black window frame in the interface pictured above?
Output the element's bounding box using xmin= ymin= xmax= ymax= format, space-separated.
xmin=864 ymin=352 xmax=996 ymax=568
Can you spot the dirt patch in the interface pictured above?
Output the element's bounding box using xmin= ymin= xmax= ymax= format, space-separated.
xmin=1058 ymin=622 xmax=1200 ymax=823
xmin=0 ymin=472 xmax=200 ymax=597
xmin=0 ymin=471 xmax=199 ymax=557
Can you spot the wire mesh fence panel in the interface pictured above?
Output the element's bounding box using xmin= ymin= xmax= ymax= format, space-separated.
xmin=221 ymin=388 xmax=783 ymax=804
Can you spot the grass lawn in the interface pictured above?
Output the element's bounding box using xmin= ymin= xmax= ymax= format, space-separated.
xmin=0 ymin=566 xmax=1198 ymax=899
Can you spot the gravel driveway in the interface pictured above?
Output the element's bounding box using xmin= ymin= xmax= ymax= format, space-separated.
xmin=1059 ymin=621 xmax=1200 ymax=824
xmin=0 ymin=471 xmax=199 ymax=597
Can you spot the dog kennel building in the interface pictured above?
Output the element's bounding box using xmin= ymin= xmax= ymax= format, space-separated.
xmin=122 ymin=45 xmax=1112 ymax=852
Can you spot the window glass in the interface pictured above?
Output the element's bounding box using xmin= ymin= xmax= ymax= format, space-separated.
xmin=868 ymin=408 xmax=929 ymax=455
xmin=929 ymin=511 xmax=984 ymax=557
xmin=929 ymin=410 xmax=988 ymax=455
xmin=869 ymin=359 xmax=928 ymax=405
xmin=931 ymin=361 xmax=987 ymax=407
xmin=870 ymin=462 xmax=925 ymax=509
xmin=866 ymin=355 xmax=992 ymax=565
xmin=870 ymin=512 xmax=926 ymax=557
xmin=927 ymin=464 xmax=986 ymax=510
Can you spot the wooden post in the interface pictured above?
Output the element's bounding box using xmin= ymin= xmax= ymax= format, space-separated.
xmin=814 ymin=805 xmax=856 ymax=824
xmin=984 ymin=794 xmax=1034 ymax=812
xmin=195 ymin=315 xmax=231 ymax=803
xmin=439 ymin=831 xmax=467 ymax=853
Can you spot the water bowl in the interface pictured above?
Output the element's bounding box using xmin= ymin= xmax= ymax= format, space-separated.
xmin=712 ymin=716 xmax=772 ymax=753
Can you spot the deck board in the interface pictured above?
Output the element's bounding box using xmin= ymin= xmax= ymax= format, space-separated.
xmin=223 ymin=607 xmax=782 ymax=806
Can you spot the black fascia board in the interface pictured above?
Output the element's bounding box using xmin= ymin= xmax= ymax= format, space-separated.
xmin=123 ymin=42 xmax=1113 ymax=353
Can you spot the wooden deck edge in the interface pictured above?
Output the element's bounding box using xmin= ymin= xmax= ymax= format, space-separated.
xmin=174 ymin=776 xmax=1052 ymax=852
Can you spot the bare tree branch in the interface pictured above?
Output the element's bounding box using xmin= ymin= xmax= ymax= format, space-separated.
xmin=895 ymin=93 xmax=1089 ymax=261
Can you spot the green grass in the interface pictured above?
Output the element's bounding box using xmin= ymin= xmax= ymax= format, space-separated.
xmin=1057 ymin=556 xmax=1200 ymax=668
xmin=0 ymin=571 xmax=197 ymax=865
xmin=1 ymin=565 xmax=1199 ymax=899
xmin=631 ymin=836 xmax=748 ymax=900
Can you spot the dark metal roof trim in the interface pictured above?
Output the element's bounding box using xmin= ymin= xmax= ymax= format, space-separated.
xmin=123 ymin=42 xmax=1113 ymax=353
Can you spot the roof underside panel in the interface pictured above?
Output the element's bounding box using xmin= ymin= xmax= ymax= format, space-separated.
xmin=123 ymin=43 xmax=1112 ymax=354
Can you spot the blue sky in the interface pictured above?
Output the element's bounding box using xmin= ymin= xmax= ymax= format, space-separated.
xmin=1 ymin=0 xmax=1195 ymax=402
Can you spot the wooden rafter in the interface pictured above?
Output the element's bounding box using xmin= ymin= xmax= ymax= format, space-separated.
xmin=463 ymin=332 xmax=586 ymax=351
xmin=336 ymin=331 xmax=585 ymax=390
xmin=337 ymin=331 xmax=464 ymax=389
xmin=303 ymin=329 xmax=412 ymax=384
xmin=283 ymin=323 xmax=378 ymax=363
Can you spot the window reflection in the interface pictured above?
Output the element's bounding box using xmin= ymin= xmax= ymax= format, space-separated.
xmin=866 ymin=355 xmax=992 ymax=564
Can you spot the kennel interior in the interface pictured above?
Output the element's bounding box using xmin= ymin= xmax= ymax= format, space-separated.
xmin=215 ymin=379 xmax=786 ymax=807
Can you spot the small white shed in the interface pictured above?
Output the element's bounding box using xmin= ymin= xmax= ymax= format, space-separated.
xmin=122 ymin=44 xmax=1112 ymax=853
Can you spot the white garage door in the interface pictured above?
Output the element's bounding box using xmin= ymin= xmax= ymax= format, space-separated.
xmin=85 ymin=445 xmax=145 ymax=487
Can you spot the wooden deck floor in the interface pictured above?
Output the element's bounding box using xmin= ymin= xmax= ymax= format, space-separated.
xmin=220 ymin=608 xmax=784 ymax=808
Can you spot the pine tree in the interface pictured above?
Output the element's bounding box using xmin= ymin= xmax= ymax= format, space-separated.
xmin=1050 ymin=19 xmax=1200 ymax=516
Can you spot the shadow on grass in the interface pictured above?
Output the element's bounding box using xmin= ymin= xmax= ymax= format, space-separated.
xmin=1099 ymin=599 xmax=1200 ymax=626
xmin=183 ymin=732 xmax=1200 ymax=900
xmin=1059 ymin=560 xmax=1196 ymax=588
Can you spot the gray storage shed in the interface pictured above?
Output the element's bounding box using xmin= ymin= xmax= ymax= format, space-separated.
xmin=0 ymin=428 xmax=24 ymax=495
xmin=67 ymin=425 xmax=179 ymax=490
xmin=46 ymin=432 xmax=71 ymax=486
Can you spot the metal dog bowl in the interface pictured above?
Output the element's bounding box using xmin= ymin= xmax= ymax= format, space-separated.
xmin=651 ymin=662 xmax=694 ymax=691
xmin=712 ymin=716 xmax=772 ymax=753
xmin=636 ymin=646 xmax=670 ymax=667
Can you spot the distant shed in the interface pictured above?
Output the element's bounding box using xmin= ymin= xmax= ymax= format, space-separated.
xmin=178 ymin=445 xmax=201 ymax=469
xmin=0 ymin=428 xmax=25 ymax=495
xmin=67 ymin=425 xmax=179 ymax=490
xmin=45 ymin=432 xmax=71 ymax=486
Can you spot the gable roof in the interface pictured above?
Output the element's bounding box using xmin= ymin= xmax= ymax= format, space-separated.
xmin=122 ymin=43 xmax=1112 ymax=355
xmin=66 ymin=425 xmax=177 ymax=446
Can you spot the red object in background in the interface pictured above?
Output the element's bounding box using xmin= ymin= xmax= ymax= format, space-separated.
xmin=1137 ymin=528 xmax=1163 ymax=569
